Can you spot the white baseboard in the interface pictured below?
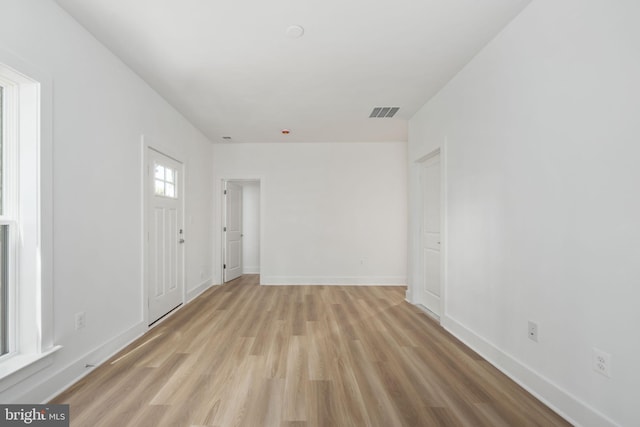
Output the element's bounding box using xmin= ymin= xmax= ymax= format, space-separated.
xmin=441 ymin=315 xmax=618 ymax=427
xmin=28 ymin=281 xmax=219 ymax=404
xmin=415 ymin=303 xmax=440 ymax=322
xmin=242 ymin=267 xmax=260 ymax=274
xmin=405 ymin=288 xmax=413 ymax=302
xmin=15 ymin=321 xmax=148 ymax=404
xmin=261 ymin=276 xmax=406 ymax=286
xmin=186 ymin=278 xmax=214 ymax=301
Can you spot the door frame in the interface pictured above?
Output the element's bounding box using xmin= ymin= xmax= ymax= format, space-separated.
xmin=413 ymin=145 xmax=447 ymax=321
xmin=142 ymin=135 xmax=186 ymax=326
xmin=217 ymin=177 xmax=264 ymax=285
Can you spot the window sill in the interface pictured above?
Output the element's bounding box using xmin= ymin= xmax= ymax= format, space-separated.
xmin=0 ymin=346 xmax=62 ymax=393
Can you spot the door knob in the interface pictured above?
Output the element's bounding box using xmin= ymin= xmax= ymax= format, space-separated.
xmin=179 ymin=239 xmax=185 ymax=244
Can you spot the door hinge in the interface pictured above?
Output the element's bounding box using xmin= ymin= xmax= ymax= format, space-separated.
xmin=223 ymin=264 xmax=226 ymax=269
xmin=223 ymin=226 xmax=227 ymax=232
xmin=224 ymin=190 xmax=227 ymax=195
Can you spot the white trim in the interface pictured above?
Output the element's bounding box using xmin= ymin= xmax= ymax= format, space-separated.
xmin=0 ymin=346 xmax=60 ymax=393
xmin=26 ymin=322 xmax=146 ymax=404
xmin=186 ymin=279 xmax=215 ymax=302
xmin=440 ymin=139 xmax=449 ymax=319
xmin=414 ymin=303 xmax=440 ymax=322
xmin=19 ymin=273 xmax=213 ymax=404
xmin=261 ymin=276 xmax=406 ymax=286
xmin=222 ymin=180 xmax=229 ymax=282
xmin=415 ymin=148 xmax=441 ymax=163
xmin=0 ymin=49 xmax=56 ymax=388
xmin=441 ymin=315 xmax=617 ymax=427
xmin=29 ymin=278 xmax=213 ymax=404
xmin=140 ymin=137 xmax=148 ymax=325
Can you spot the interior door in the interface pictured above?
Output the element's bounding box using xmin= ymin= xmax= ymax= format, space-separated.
xmin=419 ymin=152 xmax=441 ymax=316
xmin=224 ymin=182 xmax=243 ymax=282
xmin=147 ymin=148 xmax=184 ymax=324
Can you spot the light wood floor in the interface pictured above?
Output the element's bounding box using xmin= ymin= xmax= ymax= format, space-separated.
xmin=52 ymin=275 xmax=571 ymax=426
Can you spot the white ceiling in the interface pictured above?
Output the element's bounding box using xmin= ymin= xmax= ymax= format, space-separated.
xmin=54 ymin=0 xmax=530 ymax=143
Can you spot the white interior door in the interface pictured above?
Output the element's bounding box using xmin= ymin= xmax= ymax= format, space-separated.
xmin=224 ymin=182 xmax=243 ymax=282
xmin=147 ymin=148 xmax=184 ymax=324
xmin=418 ymin=152 xmax=441 ymax=317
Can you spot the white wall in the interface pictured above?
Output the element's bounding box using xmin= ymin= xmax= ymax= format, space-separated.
xmin=241 ymin=182 xmax=260 ymax=274
xmin=408 ymin=1 xmax=640 ymax=426
xmin=0 ymin=0 xmax=213 ymax=402
xmin=213 ymin=142 xmax=407 ymax=285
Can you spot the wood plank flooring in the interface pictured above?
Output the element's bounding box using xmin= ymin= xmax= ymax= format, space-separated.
xmin=51 ymin=275 xmax=571 ymax=426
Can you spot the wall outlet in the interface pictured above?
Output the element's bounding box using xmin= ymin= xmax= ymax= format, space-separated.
xmin=528 ymin=320 xmax=538 ymax=342
xmin=75 ymin=312 xmax=86 ymax=330
xmin=593 ymin=348 xmax=612 ymax=378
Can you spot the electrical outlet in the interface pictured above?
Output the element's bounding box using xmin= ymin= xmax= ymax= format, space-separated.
xmin=75 ymin=312 xmax=86 ymax=330
xmin=528 ymin=321 xmax=538 ymax=342
xmin=593 ymin=348 xmax=612 ymax=378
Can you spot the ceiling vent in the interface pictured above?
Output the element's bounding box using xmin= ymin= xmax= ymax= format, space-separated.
xmin=369 ymin=107 xmax=399 ymax=118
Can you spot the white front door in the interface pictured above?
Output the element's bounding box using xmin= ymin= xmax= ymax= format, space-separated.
xmin=147 ymin=148 xmax=184 ymax=324
xmin=224 ymin=182 xmax=243 ymax=282
xmin=418 ymin=152 xmax=441 ymax=317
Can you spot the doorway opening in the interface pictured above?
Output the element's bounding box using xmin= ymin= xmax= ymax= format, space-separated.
xmin=222 ymin=179 xmax=261 ymax=283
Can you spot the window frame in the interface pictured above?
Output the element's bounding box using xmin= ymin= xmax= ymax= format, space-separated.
xmin=0 ymin=75 xmax=19 ymax=361
xmin=154 ymin=162 xmax=178 ymax=199
xmin=0 ymin=51 xmax=59 ymax=394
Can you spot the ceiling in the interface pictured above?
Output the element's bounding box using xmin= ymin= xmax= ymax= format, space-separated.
xmin=54 ymin=0 xmax=531 ymax=143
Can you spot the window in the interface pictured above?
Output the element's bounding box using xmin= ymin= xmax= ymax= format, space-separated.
xmin=0 ymin=85 xmax=6 ymax=356
xmin=0 ymin=55 xmax=58 ymax=389
xmin=154 ymin=163 xmax=177 ymax=198
xmin=0 ymin=224 xmax=8 ymax=356
xmin=0 ymin=80 xmax=13 ymax=359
